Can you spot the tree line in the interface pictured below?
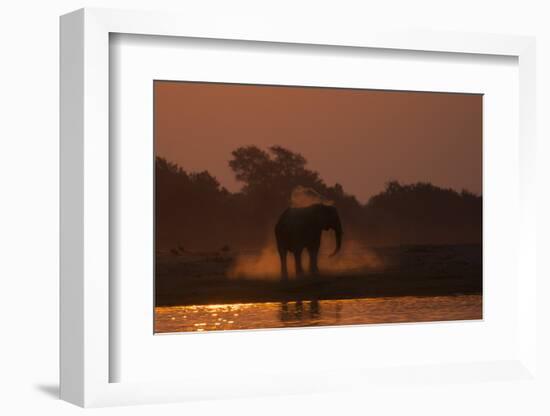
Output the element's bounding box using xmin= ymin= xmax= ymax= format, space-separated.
xmin=156 ymin=145 xmax=481 ymax=251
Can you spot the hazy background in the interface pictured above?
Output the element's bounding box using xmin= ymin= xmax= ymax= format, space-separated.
xmin=155 ymin=81 xmax=482 ymax=203
xmin=154 ymin=81 xmax=482 ymax=251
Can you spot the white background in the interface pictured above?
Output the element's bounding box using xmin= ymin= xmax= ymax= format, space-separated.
xmin=1 ymin=1 xmax=549 ymax=415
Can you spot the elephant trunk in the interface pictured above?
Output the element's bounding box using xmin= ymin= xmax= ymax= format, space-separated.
xmin=330 ymin=220 xmax=342 ymax=257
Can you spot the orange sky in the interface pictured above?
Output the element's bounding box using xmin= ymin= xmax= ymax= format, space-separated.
xmin=154 ymin=81 xmax=482 ymax=203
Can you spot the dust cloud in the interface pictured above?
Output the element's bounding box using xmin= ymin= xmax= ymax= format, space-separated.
xmin=227 ymin=186 xmax=383 ymax=280
xmin=290 ymin=186 xmax=333 ymax=208
xmin=227 ymin=237 xmax=383 ymax=280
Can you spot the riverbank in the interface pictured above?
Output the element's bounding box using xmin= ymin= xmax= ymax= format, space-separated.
xmin=155 ymin=244 xmax=482 ymax=306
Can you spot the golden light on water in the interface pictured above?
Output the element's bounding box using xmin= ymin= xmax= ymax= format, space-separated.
xmin=155 ymin=296 xmax=482 ymax=334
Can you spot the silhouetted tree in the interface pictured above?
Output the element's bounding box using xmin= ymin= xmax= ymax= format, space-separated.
xmin=155 ymin=147 xmax=482 ymax=251
xmin=362 ymin=181 xmax=482 ymax=245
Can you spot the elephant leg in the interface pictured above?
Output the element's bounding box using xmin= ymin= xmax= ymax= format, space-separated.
xmin=307 ymin=246 xmax=320 ymax=275
xmin=294 ymin=250 xmax=304 ymax=277
xmin=278 ymin=248 xmax=288 ymax=281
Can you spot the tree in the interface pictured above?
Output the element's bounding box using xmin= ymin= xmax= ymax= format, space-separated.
xmin=156 ymin=150 xmax=482 ymax=250
xmin=228 ymin=146 xmax=273 ymax=190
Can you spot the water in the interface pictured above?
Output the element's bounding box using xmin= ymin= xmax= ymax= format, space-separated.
xmin=155 ymin=295 xmax=482 ymax=333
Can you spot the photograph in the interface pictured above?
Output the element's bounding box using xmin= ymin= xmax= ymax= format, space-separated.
xmin=154 ymin=81 xmax=483 ymax=333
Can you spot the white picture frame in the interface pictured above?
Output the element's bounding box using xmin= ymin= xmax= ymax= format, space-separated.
xmin=60 ymin=7 xmax=538 ymax=408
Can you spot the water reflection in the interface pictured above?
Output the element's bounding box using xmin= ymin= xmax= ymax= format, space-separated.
xmin=279 ymin=299 xmax=321 ymax=324
xmin=155 ymin=295 xmax=482 ymax=333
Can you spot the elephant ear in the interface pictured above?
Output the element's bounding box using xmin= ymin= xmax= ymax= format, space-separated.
xmin=317 ymin=203 xmax=335 ymax=229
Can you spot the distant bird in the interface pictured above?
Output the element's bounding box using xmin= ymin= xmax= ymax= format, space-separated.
xmin=170 ymin=248 xmax=179 ymax=256
xmin=178 ymin=244 xmax=186 ymax=254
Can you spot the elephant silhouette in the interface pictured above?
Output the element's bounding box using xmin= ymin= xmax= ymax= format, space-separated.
xmin=275 ymin=203 xmax=342 ymax=279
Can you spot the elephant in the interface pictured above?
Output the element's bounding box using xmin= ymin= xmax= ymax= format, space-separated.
xmin=275 ymin=203 xmax=342 ymax=279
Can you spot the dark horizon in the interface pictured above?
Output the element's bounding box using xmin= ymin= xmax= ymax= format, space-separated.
xmin=155 ymin=81 xmax=482 ymax=203
xmin=155 ymin=151 xmax=483 ymax=206
xmin=157 ymin=152 xmax=482 ymax=202
xmin=155 ymin=144 xmax=482 ymax=251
